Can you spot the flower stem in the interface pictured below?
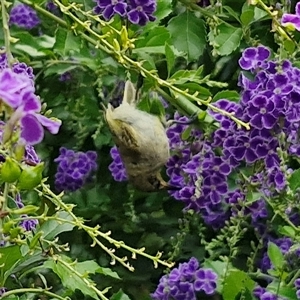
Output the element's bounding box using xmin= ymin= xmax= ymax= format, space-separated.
xmin=1 ymin=0 xmax=13 ymax=66
xmin=40 ymin=184 xmax=175 ymax=270
xmin=1 ymin=287 xmax=69 ymax=300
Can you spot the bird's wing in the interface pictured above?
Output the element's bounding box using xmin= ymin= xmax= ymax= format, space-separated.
xmin=105 ymin=104 xmax=139 ymax=150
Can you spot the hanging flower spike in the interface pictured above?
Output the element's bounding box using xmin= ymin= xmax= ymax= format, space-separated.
xmin=281 ymin=2 xmax=300 ymax=31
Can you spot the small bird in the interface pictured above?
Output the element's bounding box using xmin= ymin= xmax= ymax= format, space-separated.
xmin=104 ymin=80 xmax=170 ymax=192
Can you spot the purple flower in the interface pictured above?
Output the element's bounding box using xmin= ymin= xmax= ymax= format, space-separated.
xmin=9 ymin=4 xmax=40 ymax=30
xmin=246 ymin=95 xmax=278 ymax=130
xmin=295 ymin=278 xmax=300 ymax=299
xmin=54 ymin=147 xmax=98 ymax=192
xmin=0 ymin=68 xmax=33 ymax=107
xmin=198 ymin=0 xmax=210 ymax=7
xmin=12 ymin=62 xmax=34 ymax=80
xmin=25 ymin=145 xmax=41 ymax=165
xmin=127 ymin=0 xmax=157 ymax=26
xmin=281 ymin=2 xmax=300 ymax=31
xmin=15 ymin=193 xmax=38 ymax=231
xmin=208 ymin=99 xmax=241 ymax=126
xmin=267 ymin=167 xmax=286 ymax=192
xmin=0 ymin=50 xmax=7 ymax=69
xmin=194 ymin=268 xmax=218 ymax=295
xmin=0 ymin=50 xmax=35 ymax=80
xmin=260 ymin=292 xmax=279 ymax=300
xmin=224 ymin=133 xmax=262 ymax=164
xmin=0 ymin=68 xmax=61 ymax=145
xmin=0 ymin=288 xmax=7 ymax=296
xmin=108 ymin=146 xmax=127 ymax=181
xmin=202 ymin=174 xmax=228 ymax=204
xmin=295 ymin=278 xmax=300 ymax=289
xmin=94 ymin=0 xmax=127 ymax=20
xmin=59 ymin=71 xmax=72 ymax=82
xmin=45 ymin=0 xmax=60 ymax=15
xmin=239 ymin=46 xmax=270 ymax=71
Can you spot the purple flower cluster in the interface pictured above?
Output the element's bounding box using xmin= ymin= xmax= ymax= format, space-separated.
xmin=161 ymin=46 xmax=300 ymax=232
xmin=54 ymin=147 xmax=98 ymax=192
xmin=9 ymin=4 xmax=40 ymax=30
xmin=151 ymin=257 xmax=217 ymax=300
xmin=166 ymin=112 xmax=231 ymax=228
xmin=94 ymin=0 xmax=156 ymax=26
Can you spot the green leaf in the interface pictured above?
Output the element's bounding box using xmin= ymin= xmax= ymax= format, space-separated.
xmin=267 ymin=242 xmax=284 ymax=270
xmin=203 ymin=261 xmax=224 ymax=275
xmin=0 ymin=245 xmax=22 ymax=278
xmin=54 ymin=29 xmax=80 ymax=56
xmin=165 ymin=43 xmax=175 ymax=77
xmin=169 ymin=66 xmax=204 ymax=85
xmin=241 ymin=9 xmax=255 ymax=26
xmin=278 ymin=226 xmax=296 ymax=238
xmin=12 ymin=32 xmax=55 ymax=56
xmin=209 ymin=23 xmax=242 ymax=56
xmin=213 ymin=90 xmax=240 ymax=102
xmin=245 ymin=191 xmax=262 ymax=204
xmin=284 ymin=39 xmax=296 ymax=55
xmin=44 ymin=257 xmax=99 ymax=300
xmin=241 ymin=3 xmax=269 ymax=23
xmin=136 ymin=27 xmax=171 ymax=47
xmin=44 ymin=64 xmax=78 ymax=78
xmin=111 ymin=289 xmax=131 ymax=300
xmin=95 ymin=267 xmax=121 ymax=279
xmin=288 ymin=169 xmax=300 ymax=192
xmin=13 ymin=44 xmax=46 ymax=57
xmin=267 ymin=281 xmax=298 ymax=300
xmin=54 ymin=28 xmax=68 ymax=54
xmin=10 ymin=251 xmax=46 ymax=278
xmin=177 ymin=83 xmax=211 ymax=98
xmin=75 ymin=260 xmax=120 ymax=279
xmin=133 ymin=46 xmax=166 ymax=54
xmin=155 ymin=0 xmax=172 ymax=22
xmin=40 ymin=211 xmax=75 ymax=240
xmin=167 ymin=11 xmax=206 ymax=62
xmin=253 ymin=6 xmax=269 ymax=22
xmin=149 ymin=95 xmax=166 ymax=117
xmin=181 ymin=126 xmax=192 ymax=141
xmin=223 ymin=6 xmax=241 ymax=23
xmin=222 ymin=269 xmax=255 ymax=300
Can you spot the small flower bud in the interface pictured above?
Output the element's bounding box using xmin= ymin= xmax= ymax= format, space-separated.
xmin=17 ymin=162 xmax=44 ymax=190
xmin=1 ymin=157 xmax=21 ymax=183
